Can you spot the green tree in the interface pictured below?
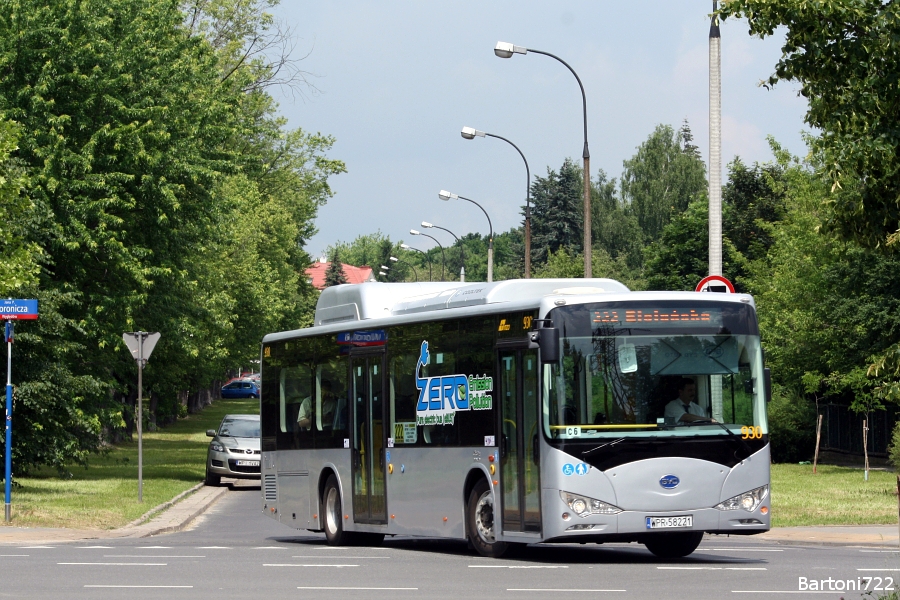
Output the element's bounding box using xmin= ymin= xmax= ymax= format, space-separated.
xmin=723 ymin=155 xmax=787 ymax=264
xmin=643 ymin=199 xmax=747 ymax=292
xmin=620 ymin=123 xmax=707 ymax=241
xmin=718 ymin=0 xmax=900 ymax=247
xmin=530 ymin=158 xmax=583 ymax=265
xmin=324 ymin=249 xmax=348 ymax=287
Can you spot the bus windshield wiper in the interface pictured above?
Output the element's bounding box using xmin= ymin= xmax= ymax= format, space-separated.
xmin=582 ymin=437 xmax=624 ymax=457
xmin=678 ymin=420 xmax=753 ymax=457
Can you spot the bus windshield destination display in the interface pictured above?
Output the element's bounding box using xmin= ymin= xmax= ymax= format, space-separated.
xmin=593 ymin=307 xmax=723 ymax=327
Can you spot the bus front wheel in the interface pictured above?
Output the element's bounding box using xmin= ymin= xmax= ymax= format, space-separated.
xmin=644 ymin=532 xmax=704 ymax=558
xmin=323 ymin=475 xmax=352 ymax=546
xmin=467 ymin=479 xmax=508 ymax=558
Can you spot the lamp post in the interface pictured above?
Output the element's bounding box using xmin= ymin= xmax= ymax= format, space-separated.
xmin=438 ymin=190 xmax=493 ymax=282
xmin=422 ymin=221 xmax=464 ymax=282
xmin=390 ymin=256 xmax=418 ymax=282
xmin=410 ymin=229 xmax=446 ymax=281
xmin=494 ymin=41 xmax=592 ymax=278
xmin=401 ymin=243 xmax=433 ymax=282
xmin=461 ymin=126 xmax=531 ymax=278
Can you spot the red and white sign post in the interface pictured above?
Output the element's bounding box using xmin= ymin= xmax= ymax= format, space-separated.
xmin=695 ymin=275 xmax=735 ymax=294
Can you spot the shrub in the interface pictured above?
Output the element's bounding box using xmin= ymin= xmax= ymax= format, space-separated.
xmin=768 ymin=387 xmax=817 ymax=463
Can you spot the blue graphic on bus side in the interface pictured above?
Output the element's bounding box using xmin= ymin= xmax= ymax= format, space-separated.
xmin=415 ymin=340 xmax=494 ymax=427
xmin=562 ymin=463 xmax=589 ymax=476
xmin=562 ymin=464 xmax=575 ymax=476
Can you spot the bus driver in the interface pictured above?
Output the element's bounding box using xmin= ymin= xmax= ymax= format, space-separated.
xmin=664 ymin=378 xmax=716 ymax=423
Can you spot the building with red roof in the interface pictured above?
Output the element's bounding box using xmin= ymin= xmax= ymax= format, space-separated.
xmin=305 ymin=260 xmax=376 ymax=290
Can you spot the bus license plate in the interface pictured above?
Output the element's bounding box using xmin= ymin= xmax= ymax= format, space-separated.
xmin=646 ymin=516 xmax=692 ymax=529
xmin=236 ymin=460 xmax=259 ymax=467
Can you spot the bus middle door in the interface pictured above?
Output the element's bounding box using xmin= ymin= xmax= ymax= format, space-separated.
xmin=350 ymin=350 xmax=387 ymax=525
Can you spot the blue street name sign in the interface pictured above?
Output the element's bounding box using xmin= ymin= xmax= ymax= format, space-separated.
xmin=0 ymin=299 xmax=38 ymax=320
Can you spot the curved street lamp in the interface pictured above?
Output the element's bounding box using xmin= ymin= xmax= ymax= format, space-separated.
xmin=461 ymin=126 xmax=531 ymax=278
xmin=390 ymin=256 xmax=418 ymax=282
xmin=422 ymin=221 xmax=465 ymax=282
xmin=438 ymin=190 xmax=493 ymax=282
xmin=410 ymin=229 xmax=446 ymax=281
xmin=494 ymin=41 xmax=593 ymax=278
xmin=400 ymin=243 xmax=433 ymax=282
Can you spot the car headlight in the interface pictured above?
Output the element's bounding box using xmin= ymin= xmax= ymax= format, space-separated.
xmin=210 ymin=442 xmax=225 ymax=452
xmin=714 ymin=485 xmax=768 ymax=512
xmin=559 ymin=491 xmax=622 ymax=517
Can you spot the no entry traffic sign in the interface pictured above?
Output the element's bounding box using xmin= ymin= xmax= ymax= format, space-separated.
xmin=695 ymin=275 xmax=735 ymax=293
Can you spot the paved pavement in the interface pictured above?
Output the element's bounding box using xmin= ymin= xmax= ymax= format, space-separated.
xmin=1 ymin=480 xmax=898 ymax=549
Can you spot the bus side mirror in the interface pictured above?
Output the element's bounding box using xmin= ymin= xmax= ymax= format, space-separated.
xmin=764 ymin=368 xmax=772 ymax=403
xmin=536 ymin=326 xmax=559 ymax=364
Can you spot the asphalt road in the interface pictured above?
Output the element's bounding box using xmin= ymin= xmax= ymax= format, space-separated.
xmin=3 ymin=485 xmax=899 ymax=599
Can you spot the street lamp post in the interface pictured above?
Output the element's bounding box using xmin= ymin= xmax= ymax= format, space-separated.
xmin=400 ymin=243 xmax=433 ymax=282
xmin=422 ymin=221 xmax=465 ymax=282
xmin=461 ymin=126 xmax=531 ymax=278
xmin=494 ymin=41 xmax=592 ymax=278
xmin=410 ymin=229 xmax=446 ymax=281
xmin=438 ymin=191 xmax=493 ymax=282
xmin=390 ymin=256 xmax=418 ymax=282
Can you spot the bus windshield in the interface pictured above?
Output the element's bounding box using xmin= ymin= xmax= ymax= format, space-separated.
xmin=542 ymin=300 xmax=768 ymax=440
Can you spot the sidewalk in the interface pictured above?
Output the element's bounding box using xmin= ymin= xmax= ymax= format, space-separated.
xmin=0 ymin=481 xmax=229 ymax=545
xmin=756 ymin=525 xmax=900 ymax=548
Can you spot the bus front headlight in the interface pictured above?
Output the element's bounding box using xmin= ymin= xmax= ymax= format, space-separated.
xmin=714 ymin=485 xmax=768 ymax=512
xmin=559 ymin=491 xmax=622 ymax=517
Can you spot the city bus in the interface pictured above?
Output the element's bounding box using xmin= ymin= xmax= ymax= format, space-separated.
xmin=259 ymin=279 xmax=770 ymax=558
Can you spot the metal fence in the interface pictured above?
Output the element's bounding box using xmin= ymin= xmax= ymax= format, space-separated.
xmin=821 ymin=403 xmax=898 ymax=457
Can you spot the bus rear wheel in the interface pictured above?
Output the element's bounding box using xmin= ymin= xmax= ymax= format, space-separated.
xmin=644 ymin=532 xmax=704 ymax=558
xmin=467 ymin=479 xmax=508 ymax=558
xmin=323 ymin=475 xmax=352 ymax=546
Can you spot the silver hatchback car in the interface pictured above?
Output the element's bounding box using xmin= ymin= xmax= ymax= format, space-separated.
xmin=205 ymin=414 xmax=261 ymax=486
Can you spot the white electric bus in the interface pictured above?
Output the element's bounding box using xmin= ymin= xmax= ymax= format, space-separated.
xmin=259 ymin=279 xmax=770 ymax=558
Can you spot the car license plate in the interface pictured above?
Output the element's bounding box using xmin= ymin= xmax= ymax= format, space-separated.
xmin=645 ymin=515 xmax=693 ymax=529
xmin=236 ymin=460 xmax=259 ymax=467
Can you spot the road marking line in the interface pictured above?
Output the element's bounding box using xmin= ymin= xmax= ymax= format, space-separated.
xmin=858 ymin=568 xmax=900 ymax=571
xmin=703 ymin=548 xmax=784 ymax=552
xmin=298 ymin=587 xmax=416 ymax=590
xmin=658 ymin=567 xmax=767 ymax=570
xmin=0 ymin=554 xmax=28 ymax=557
xmin=18 ymin=546 xmax=53 ymax=549
xmin=59 ymin=562 xmax=167 ymax=566
xmin=104 ymin=555 xmax=205 ymax=558
xmin=85 ymin=585 xmax=193 ymax=588
xmin=265 ymin=564 xmax=358 ymax=567
xmin=470 ymin=565 xmax=568 ymax=569
xmin=508 ymin=589 xmax=626 ymax=593
xmin=732 ymin=592 xmax=852 ymax=594
xmin=291 ymin=555 xmax=389 ymax=559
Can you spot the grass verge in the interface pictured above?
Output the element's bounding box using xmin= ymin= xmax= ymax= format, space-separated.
xmin=5 ymin=397 xmax=257 ymax=530
xmin=771 ymin=464 xmax=898 ymax=527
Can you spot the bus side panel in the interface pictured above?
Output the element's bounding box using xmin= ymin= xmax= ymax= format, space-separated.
xmin=274 ymin=448 xmax=308 ymax=529
xmin=383 ymin=446 xmax=474 ymax=539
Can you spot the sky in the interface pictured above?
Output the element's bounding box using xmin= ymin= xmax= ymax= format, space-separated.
xmin=269 ymin=2 xmax=810 ymax=259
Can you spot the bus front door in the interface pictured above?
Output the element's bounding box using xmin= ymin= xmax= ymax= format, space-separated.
xmin=497 ymin=347 xmax=541 ymax=534
xmin=351 ymin=353 xmax=387 ymax=524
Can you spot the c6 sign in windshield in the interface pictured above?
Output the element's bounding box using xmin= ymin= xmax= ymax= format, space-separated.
xmin=0 ymin=299 xmax=38 ymax=320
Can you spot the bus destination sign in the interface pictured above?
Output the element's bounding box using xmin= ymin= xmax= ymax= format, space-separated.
xmin=0 ymin=299 xmax=38 ymax=321
xmin=593 ymin=307 xmax=723 ymax=327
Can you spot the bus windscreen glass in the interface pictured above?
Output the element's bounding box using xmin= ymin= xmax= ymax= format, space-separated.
xmin=543 ymin=300 xmax=767 ymax=440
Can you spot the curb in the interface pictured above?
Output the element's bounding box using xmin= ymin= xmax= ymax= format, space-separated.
xmin=124 ymin=481 xmax=207 ymax=529
xmin=116 ymin=484 xmax=230 ymax=538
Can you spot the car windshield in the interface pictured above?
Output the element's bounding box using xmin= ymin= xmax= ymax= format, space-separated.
xmin=543 ymin=300 xmax=768 ymax=440
xmin=218 ymin=418 xmax=260 ymax=438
